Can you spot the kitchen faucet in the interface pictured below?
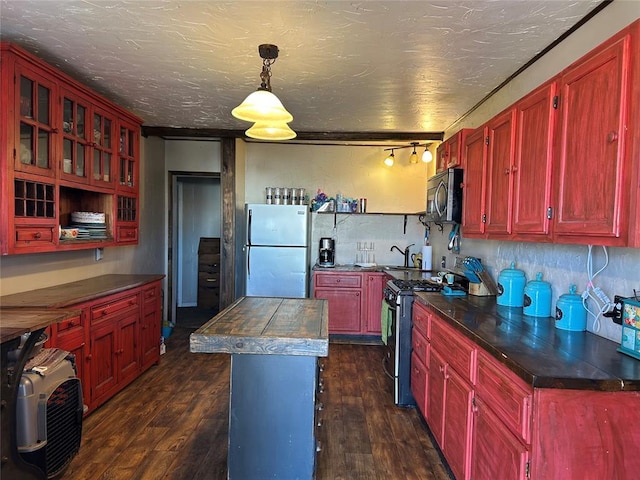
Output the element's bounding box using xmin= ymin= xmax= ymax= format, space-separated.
xmin=390 ymin=244 xmax=415 ymax=268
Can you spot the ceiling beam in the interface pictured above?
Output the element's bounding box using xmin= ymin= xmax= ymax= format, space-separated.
xmin=141 ymin=126 xmax=444 ymax=143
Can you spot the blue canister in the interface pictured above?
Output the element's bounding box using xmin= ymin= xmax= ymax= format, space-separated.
xmin=555 ymin=285 xmax=587 ymax=331
xmin=523 ymin=272 xmax=552 ymax=317
xmin=497 ymin=262 xmax=526 ymax=307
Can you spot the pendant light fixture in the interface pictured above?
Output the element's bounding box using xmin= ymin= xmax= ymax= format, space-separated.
xmin=422 ymin=144 xmax=433 ymax=163
xmin=232 ymin=44 xmax=296 ymax=140
xmin=384 ymin=149 xmax=395 ymax=167
xmin=245 ymin=121 xmax=296 ymax=141
xmin=409 ymin=142 xmax=419 ymax=164
xmin=383 ymin=142 xmax=431 ymax=166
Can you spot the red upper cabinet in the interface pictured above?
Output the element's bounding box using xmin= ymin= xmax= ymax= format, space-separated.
xmin=512 ymin=81 xmax=557 ymax=240
xmin=553 ymin=28 xmax=634 ymax=246
xmin=1 ymin=42 xmax=142 ymax=255
xmin=484 ymin=109 xmax=516 ymax=236
xmin=436 ymin=129 xmax=472 ymax=173
xmin=461 ymin=127 xmax=487 ymax=237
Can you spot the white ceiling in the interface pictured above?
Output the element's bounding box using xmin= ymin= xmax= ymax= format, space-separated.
xmin=0 ymin=0 xmax=606 ymax=136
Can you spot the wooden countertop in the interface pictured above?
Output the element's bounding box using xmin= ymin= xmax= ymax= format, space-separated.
xmin=415 ymin=292 xmax=640 ymax=392
xmin=0 ymin=274 xmax=165 ymax=308
xmin=190 ymin=297 xmax=329 ymax=357
xmin=0 ymin=309 xmax=81 ymax=344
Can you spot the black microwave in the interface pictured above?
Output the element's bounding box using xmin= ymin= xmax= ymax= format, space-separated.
xmin=425 ymin=168 xmax=463 ymax=223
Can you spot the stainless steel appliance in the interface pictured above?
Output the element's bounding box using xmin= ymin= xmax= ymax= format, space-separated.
xmin=245 ymin=204 xmax=310 ymax=298
xmin=383 ymin=278 xmax=441 ymax=406
xmin=318 ymin=237 xmax=335 ymax=267
xmin=426 ymin=168 xmax=463 ymax=223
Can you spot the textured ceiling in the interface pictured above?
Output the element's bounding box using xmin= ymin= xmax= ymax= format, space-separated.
xmin=0 ymin=0 xmax=605 ymax=135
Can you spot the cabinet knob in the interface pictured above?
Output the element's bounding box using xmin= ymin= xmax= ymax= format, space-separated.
xmin=87 ymin=354 xmax=92 ymax=360
xmin=504 ymin=168 xmax=510 ymax=175
xmin=102 ymin=309 xmax=108 ymax=316
xmin=33 ymin=232 xmax=41 ymax=239
xmin=607 ymin=131 xmax=618 ymax=143
xmin=511 ymin=164 xmax=518 ymax=173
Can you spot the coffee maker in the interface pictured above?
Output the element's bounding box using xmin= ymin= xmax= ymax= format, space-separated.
xmin=318 ymin=237 xmax=335 ymax=267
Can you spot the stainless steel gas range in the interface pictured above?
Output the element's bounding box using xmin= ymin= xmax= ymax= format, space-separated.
xmin=383 ymin=277 xmax=441 ymax=406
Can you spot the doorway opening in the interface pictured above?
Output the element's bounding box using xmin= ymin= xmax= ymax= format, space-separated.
xmin=168 ymin=172 xmax=222 ymax=330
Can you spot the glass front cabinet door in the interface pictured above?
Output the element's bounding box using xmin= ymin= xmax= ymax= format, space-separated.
xmin=15 ymin=63 xmax=57 ymax=178
xmin=59 ymin=88 xmax=90 ymax=184
xmin=91 ymin=108 xmax=115 ymax=188
xmin=118 ymin=121 xmax=138 ymax=192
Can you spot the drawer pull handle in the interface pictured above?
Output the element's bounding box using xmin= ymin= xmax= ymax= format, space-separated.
xmin=34 ymin=232 xmax=41 ymax=239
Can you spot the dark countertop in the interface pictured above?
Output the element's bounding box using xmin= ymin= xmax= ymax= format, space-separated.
xmin=313 ymin=263 xmax=438 ymax=279
xmin=0 ymin=308 xmax=81 ymax=344
xmin=0 ymin=274 xmax=165 ymax=308
xmin=190 ymin=297 xmax=329 ymax=357
xmin=415 ymin=292 xmax=640 ymax=392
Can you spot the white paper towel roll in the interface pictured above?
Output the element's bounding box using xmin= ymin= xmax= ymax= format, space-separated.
xmin=421 ymin=245 xmax=433 ymax=271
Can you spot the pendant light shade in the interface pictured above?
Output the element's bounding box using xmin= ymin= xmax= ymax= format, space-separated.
xmin=232 ymin=90 xmax=293 ymax=123
xmin=232 ymin=44 xmax=296 ymax=141
xmin=384 ymin=150 xmax=395 ymax=167
xmin=409 ymin=143 xmax=419 ymax=164
xmin=246 ymin=121 xmax=296 ymax=141
xmin=422 ymin=146 xmax=433 ymax=163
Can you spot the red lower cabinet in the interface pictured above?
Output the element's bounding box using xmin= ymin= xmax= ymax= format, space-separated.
xmin=410 ymin=351 xmax=427 ymax=417
xmin=472 ymin=396 xmax=529 ymax=480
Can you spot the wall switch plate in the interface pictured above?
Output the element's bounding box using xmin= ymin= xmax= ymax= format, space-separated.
xmin=95 ymin=247 xmax=104 ymax=261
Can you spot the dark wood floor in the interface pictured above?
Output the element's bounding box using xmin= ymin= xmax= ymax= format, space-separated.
xmin=60 ymin=325 xmax=451 ymax=480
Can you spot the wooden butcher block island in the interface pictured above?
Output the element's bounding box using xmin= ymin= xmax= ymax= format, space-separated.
xmin=190 ymin=296 xmax=329 ymax=480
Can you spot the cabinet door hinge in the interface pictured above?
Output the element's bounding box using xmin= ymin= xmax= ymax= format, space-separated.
xmin=484 ymin=136 xmax=489 ymax=146
xmin=526 ymin=460 xmax=531 ymax=479
xmin=553 ymin=95 xmax=559 ymax=109
xmin=482 ymin=214 xmax=486 ymax=223
xmin=546 ymin=207 xmax=553 ymax=220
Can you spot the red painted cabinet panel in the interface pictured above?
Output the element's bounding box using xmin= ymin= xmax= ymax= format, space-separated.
xmin=442 ymin=365 xmax=474 ymax=480
xmin=472 ymin=396 xmax=529 ymax=480
xmin=140 ymin=283 xmax=161 ymax=371
xmin=512 ymin=81 xmax=556 ymax=239
xmin=461 ymin=127 xmax=487 ymax=237
xmin=364 ymin=272 xmax=387 ymax=335
xmin=427 ymin=348 xmax=446 ymax=446
xmin=484 ymin=108 xmax=517 ymax=236
xmin=90 ymin=319 xmax=118 ymax=406
xmin=553 ymin=31 xmax=632 ymax=245
xmin=411 ymin=351 xmax=428 ymax=417
xmin=314 ymin=285 xmax=362 ymax=334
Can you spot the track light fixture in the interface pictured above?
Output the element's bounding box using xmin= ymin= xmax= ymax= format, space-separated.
xmin=232 ymin=44 xmax=296 ymax=140
xmin=383 ymin=142 xmax=432 ymax=166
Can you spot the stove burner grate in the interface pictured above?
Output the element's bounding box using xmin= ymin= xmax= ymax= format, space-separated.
xmin=391 ymin=279 xmax=442 ymax=292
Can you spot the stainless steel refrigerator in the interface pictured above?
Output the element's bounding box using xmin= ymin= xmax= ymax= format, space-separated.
xmin=244 ymin=204 xmax=310 ymax=298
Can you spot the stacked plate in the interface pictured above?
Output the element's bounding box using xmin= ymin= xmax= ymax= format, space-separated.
xmin=70 ymin=211 xmax=108 ymax=239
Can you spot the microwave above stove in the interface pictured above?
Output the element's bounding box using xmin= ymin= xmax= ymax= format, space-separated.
xmin=426 ymin=168 xmax=463 ymax=223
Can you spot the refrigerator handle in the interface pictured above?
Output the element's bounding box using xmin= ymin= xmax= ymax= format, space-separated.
xmin=247 ymin=208 xmax=252 ymax=246
xmin=247 ymin=246 xmax=250 ymax=276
